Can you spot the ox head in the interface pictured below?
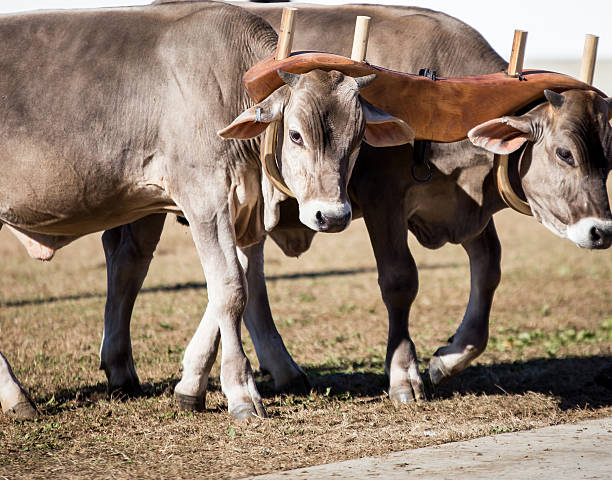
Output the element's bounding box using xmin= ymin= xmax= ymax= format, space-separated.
xmin=219 ymin=69 xmax=414 ymax=233
xmin=469 ymin=89 xmax=612 ymax=249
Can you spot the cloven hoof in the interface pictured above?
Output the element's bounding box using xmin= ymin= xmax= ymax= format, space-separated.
xmin=230 ymin=403 xmax=268 ymax=422
xmin=389 ymin=386 xmax=416 ymax=404
xmin=174 ymin=391 xmax=206 ymax=412
xmin=276 ymin=372 xmax=311 ymax=395
xmin=4 ymin=401 xmax=37 ymax=421
xmin=428 ymin=356 xmax=452 ymax=386
xmin=389 ymin=384 xmax=425 ymax=404
xmin=108 ymin=381 xmax=144 ymax=401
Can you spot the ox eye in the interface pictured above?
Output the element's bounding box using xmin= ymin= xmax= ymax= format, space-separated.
xmin=289 ymin=130 xmax=303 ymax=146
xmin=556 ymin=147 xmax=575 ymax=166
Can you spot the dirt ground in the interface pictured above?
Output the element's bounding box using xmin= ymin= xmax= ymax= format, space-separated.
xmin=1 ymin=203 xmax=611 ymax=478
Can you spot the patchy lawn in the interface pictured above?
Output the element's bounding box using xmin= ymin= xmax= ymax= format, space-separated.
xmin=1 ymin=206 xmax=611 ymax=479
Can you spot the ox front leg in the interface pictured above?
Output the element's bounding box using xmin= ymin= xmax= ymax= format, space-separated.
xmin=174 ymin=203 xmax=265 ymax=420
xmin=100 ymin=214 xmax=166 ymax=397
xmin=361 ymin=201 xmax=424 ymax=403
xmin=238 ymin=239 xmax=310 ymax=394
xmin=429 ymin=219 xmax=501 ymax=385
xmin=0 ymin=352 xmax=37 ymax=419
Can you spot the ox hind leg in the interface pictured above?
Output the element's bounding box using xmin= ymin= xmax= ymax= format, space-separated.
xmin=1 ymin=221 xmax=36 ymax=418
xmin=239 ymin=238 xmax=310 ymax=393
xmin=0 ymin=352 xmax=37 ymax=419
xmin=429 ymin=219 xmax=501 ymax=385
xmin=99 ymin=213 xmax=166 ymax=396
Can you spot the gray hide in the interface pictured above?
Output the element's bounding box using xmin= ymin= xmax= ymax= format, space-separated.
xmin=0 ymin=2 xmax=412 ymax=420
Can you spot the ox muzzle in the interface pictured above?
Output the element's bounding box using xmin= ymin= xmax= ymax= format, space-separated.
xmin=567 ymin=217 xmax=612 ymax=249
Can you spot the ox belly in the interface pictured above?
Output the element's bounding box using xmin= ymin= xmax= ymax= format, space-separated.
xmin=0 ymin=166 xmax=179 ymax=259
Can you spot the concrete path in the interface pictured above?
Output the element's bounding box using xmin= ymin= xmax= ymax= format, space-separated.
xmin=247 ymin=418 xmax=612 ymax=479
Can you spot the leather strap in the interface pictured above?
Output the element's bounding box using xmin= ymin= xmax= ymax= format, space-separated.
xmin=495 ymin=153 xmax=533 ymax=216
xmin=261 ymin=121 xmax=295 ymax=198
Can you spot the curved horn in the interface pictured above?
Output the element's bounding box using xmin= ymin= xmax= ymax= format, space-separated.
xmin=277 ymin=69 xmax=301 ymax=88
xmin=354 ymin=73 xmax=377 ymax=91
xmin=544 ymin=89 xmax=565 ymax=109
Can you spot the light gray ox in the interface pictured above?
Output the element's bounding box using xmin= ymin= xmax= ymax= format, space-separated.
xmin=96 ymin=1 xmax=609 ymax=410
xmin=0 ymin=2 xmax=413 ymax=420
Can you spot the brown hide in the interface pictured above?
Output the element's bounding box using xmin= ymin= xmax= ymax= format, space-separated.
xmin=244 ymin=52 xmax=605 ymax=142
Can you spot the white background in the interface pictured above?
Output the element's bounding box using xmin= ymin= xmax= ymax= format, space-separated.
xmin=0 ymin=0 xmax=610 ymax=62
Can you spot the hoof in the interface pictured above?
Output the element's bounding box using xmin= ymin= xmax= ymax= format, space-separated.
xmin=230 ymin=402 xmax=267 ymax=421
xmin=389 ymin=383 xmax=425 ymax=404
xmin=429 ymin=355 xmax=452 ymax=386
xmin=174 ymin=391 xmax=205 ymax=412
xmin=276 ymin=372 xmax=311 ymax=395
xmin=229 ymin=403 xmax=257 ymax=421
xmin=108 ymin=381 xmax=143 ymax=400
xmin=4 ymin=401 xmax=37 ymax=420
xmin=389 ymin=386 xmax=415 ymax=404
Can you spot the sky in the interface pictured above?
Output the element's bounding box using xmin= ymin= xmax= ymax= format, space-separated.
xmin=0 ymin=0 xmax=611 ymax=62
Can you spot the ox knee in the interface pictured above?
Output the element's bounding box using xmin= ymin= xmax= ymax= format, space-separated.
xmin=379 ymin=273 xmax=418 ymax=310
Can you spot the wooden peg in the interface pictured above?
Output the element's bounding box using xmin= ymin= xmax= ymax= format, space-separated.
xmin=263 ymin=7 xmax=299 ymax=199
xmin=498 ymin=29 xmax=532 ymax=216
xmin=276 ymin=7 xmax=297 ymax=61
xmin=579 ymin=34 xmax=598 ymax=85
xmin=507 ymin=30 xmax=528 ymax=77
xmin=351 ymin=16 xmax=371 ymax=62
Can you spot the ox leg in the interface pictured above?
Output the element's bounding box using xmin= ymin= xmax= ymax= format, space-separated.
xmin=429 ymin=219 xmax=501 ymax=385
xmin=239 ymin=239 xmax=310 ymax=393
xmin=100 ymin=213 xmax=166 ymax=396
xmin=174 ymin=202 xmax=265 ymax=420
xmin=360 ymin=202 xmax=424 ymax=403
xmin=0 ymin=352 xmax=37 ymax=419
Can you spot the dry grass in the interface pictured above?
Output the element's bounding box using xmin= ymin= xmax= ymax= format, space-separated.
xmin=1 ymin=207 xmax=611 ymax=479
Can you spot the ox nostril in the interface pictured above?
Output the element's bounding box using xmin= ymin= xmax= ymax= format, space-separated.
xmin=590 ymin=226 xmax=602 ymax=244
xmin=339 ymin=210 xmax=351 ymax=225
xmin=315 ymin=211 xmax=324 ymax=223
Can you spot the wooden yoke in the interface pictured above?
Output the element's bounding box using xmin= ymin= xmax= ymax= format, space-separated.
xmin=245 ymin=54 xmax=603 ymax=144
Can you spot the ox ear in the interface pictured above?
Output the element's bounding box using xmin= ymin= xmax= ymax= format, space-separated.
xmin=218 ymin=86 xmax=289 ymax=139
xmin=468 ymin=115 xmax=534 ymax=154
xmin=360 ymin=98 xmax=415 ymax=147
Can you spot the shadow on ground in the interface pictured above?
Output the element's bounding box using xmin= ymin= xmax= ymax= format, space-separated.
xmin=434 ymin=356 xmax=612 ymax=410
xmin=265 ymin=355 xmax=612 ymax=410
xmin=2 ymin=263 xmax=460 ymax=308
xmin=39 ymin=355 xmax=612 ymax=415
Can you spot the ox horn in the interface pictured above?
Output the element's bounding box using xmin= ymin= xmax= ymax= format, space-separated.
xmin=354 ymin=73 xmax=377 ymax=91
xmin=544 ymin=89 xmax=565 ymax=109
xmin=277 ymin=69 xmax=301 ymax=88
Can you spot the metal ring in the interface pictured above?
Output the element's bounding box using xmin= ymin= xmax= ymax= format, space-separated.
xmin=411 ymin=160 xmax=433 ymax=183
